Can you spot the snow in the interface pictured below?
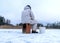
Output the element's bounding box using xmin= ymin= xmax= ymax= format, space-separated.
xmin=0 ymin=29 xmax=60 ymax=43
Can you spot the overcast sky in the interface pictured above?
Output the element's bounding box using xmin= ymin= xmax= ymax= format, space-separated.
xmin=0 ymin=0 xmax=60 ymax=25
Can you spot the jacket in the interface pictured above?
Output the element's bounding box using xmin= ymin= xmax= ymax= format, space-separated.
xmin=21 ymin=6 xmax=37 ymax=24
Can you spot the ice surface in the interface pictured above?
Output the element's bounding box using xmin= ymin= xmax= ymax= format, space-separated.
xmin=0 ymin=29 xmax=60 ymax=43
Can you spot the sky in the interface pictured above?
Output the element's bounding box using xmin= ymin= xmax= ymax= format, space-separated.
xmin=0 ymin=0 xmax=60 ymax=25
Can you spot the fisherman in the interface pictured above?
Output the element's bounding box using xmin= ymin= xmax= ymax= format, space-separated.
xmin=21 ymin=5 xmax=38 ymax=33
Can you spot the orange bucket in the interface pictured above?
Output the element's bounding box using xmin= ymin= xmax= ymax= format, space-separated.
xmin=22 ymin=24 xmax=31 ymax=33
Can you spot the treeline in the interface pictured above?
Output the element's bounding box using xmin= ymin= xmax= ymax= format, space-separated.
xmin=16 ymin=23 xmax=43 ymax=29
xmin=46 ymin=22 xmax=60 ymax=29
xmin=2 ymin=15 xmax=60 ymax=29
xmin=0 ymin=16 xmax=12 ymax=26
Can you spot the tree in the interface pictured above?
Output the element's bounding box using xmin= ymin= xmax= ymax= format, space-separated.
xmin=0 ymin=16 xmax=5 ymax=25
xmin=5 ymin=19 xmax=10 ymax=24
xmin=37 ymin=23 xmax=43 ymax=29
xmin=18 ymin=23 xmax=23 ymax=26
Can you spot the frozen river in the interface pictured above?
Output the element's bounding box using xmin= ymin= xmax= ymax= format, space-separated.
xmin=0 ymin=29 xmax=60 ymax=43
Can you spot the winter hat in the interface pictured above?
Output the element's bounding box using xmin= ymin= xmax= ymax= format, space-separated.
xmin=26 ymin=5 xmax=31 ymax=9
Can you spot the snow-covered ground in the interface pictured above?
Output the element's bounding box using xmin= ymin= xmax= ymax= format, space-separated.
xmin=0 ymin=29 xmax=60 ymax=43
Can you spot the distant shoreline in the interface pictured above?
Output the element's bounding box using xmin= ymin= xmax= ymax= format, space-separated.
xmin=0 ymin=25 xmax=22 ymax=29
